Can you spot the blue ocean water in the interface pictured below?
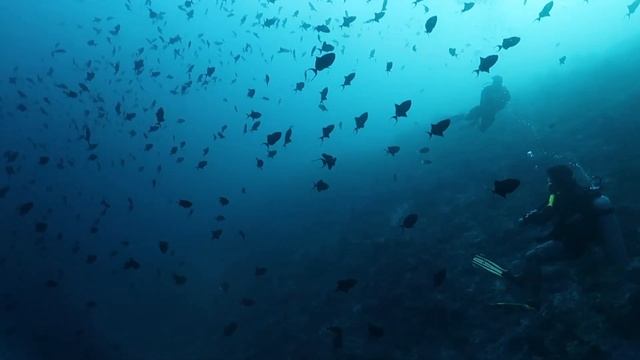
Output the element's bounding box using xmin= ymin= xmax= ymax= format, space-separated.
xmin=1 ymin=0 xmax=640 ymax=359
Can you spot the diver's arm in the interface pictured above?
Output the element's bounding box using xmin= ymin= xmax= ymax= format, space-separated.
xmin=519 ymin=204 xmax=554 ymax=226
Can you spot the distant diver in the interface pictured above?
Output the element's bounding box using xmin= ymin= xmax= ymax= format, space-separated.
xmin=473 ymin=165 xmax=628 ymax=305
xmin=466 ymin=75 xmax=510 ymax=132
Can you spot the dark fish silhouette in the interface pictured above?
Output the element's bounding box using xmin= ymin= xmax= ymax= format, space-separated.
xmin=386 ymin=146 xmax=400 ymax=156
xmin=428 ymin=118 xmax=451 ymax=138
xmin=178 ymin=199 xmax=193 ymax=208
xmin=368 ymin=323 xmax=385 ymax=339
xmin=493 ymin=179 xmax=521 ymax=198
xmin=315 ymin=24 xmax=330 ymax=33
xmin=255 ymin=267 xmax=268 ymax=276
xmin=18 ymin=202 xmax=34 ymax=216
xmin=354 ymin=112 xmax=368 ymax=133
xmin=365 ymin=11 xmax=386 ymax=23
xmin=341 ymin=72 xmax=356 ymax=89
xmin=250 ymin=121 xmax=261 ymax=132
xmin=264 ymin=131 xmax=282 ymax=147
xmin=341 ymin=12 xmax=357 ymax=28
xmin=247 ymin=110 xmax=262 ymax=120
xmin=284 ymin=127 xmax=293 ymax=146
xmin=462 ymin=2 xmax=475 ymax=12
xmin=424 ymin=16 xmax=438 ymax=34
xmin=320 ymin=87 xmax=329 ymax=103
xmin=247 ymin=88 xmax=256 ymax=98
xmin=418 ymin=147 xmax=430 ymax=154
xmin=219 ymin=197 xmax=230 ymax=206
xmin=628 ymin=0 xmax=640 ymax=17
xmin=559 ymin=56 xmax=567 ymax=65
xmin=305 ymin=53 xmax=336 ymax=81
xmin=294 ymin=82 xmax=305 ymax=92
xmin=123 ymin=258 xmax=140 ymax=270
xmin=223 ymin=322 xmax=238 ymax=336
xmin=449 ymin=48 xmax=458 ymax=57
xmin=211 ymin=229 xmax=223 ymax=240
xmin=498 ymin=37 xmax=521 ymax=51
xmin=433 ymin=268 xmax=447 ymax=287
xmin=536 ymin=1 xmax=553 ymax=21
xmin=159 ymin=241 xmax=169 ymax=254
xmin=256 ymin=158 xmax=264 ymax=170
xmin=336 ymin=278 xmax=357 ymax=292
xmin=314 ymin=180 xmax=330 ymax=192
xmin=319 ymin=124 xmax=335 ymax=142
xmin=392 ymin=100 xmax=412 ymax=122
xmin=401 ymin=213 xmax=418 ymax=229
xmin=319 ymin=153 xmax=337 ymax=170
xmin=386 ymin=61 xmax=393 ymax=72
xmin=473 ymin=55 xmax=498 ymax=76
xmin=173 ymin=274 xmax=187 ymax=285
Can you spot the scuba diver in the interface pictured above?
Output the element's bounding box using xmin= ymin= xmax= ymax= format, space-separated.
xmin=473 ymin=165 xmax=628 ymax=305
xmin=466 ymin=76 xmax=511 ymax=132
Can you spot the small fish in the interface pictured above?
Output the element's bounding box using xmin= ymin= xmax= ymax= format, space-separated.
xmin=247 ymin=110 xmax=262 ymax=120
xmin=319 ymin=153 xmax=337 ymax=170
xmin=341 ymin=72 xmax=356 ymax=89
xmin=159 ymin=241 xmax=169 ymax=254
xmin=18 ymin=202 xmax=34 ymax=216
xmin=305 ymin=53 xmax=336 ymax=81
xmin=264 ymin=131 xmax=282 ymax=147
xmin=628 ymin=0 xmax=640 ymax=17
xmin=284 ymin=127 xmax=293 ymax=146
xmin=392 ymin=100 xmax=412 ymax=122
xmin=223 ymin=322 xmax=238 ymax=336
xmin=314 ymin=24 xmax=330 ymax=33
xmin=211 ymin=229 xmax=223 ymax=240
xmin=294 ymin=82 xmax=305 ymax=92
xmin=247 ymin=88 xmax=256 ymax=98
xmin=341 ymin=13 xmax=357 ymax=28
xmin=250 ymin=121 xmax=261 ymax=132
xmin=428 ymin=118 xmax=451 ymax=138
xmin=461 ymin=2 xmax=475 ymax=13
xmin=386 ymin=61 xmax=393 ymax=73
xmin=173 ymin=274 xmax=187 ymax=285
xmin=497 ymin=37 xmax=521 ymax=51
xmin=559 ymin=56 xmax=567 ymax=65
xmin=418 ymin=147 xmax=430 ymax=154
xmin=433 ymin=268 xmax=447 ymax=287
xmin=123 ymin=258 xmax=140 ymax=270
xmin=255 ymin=267 xmax=268 ymax=276
xmin=336 ymin=278 xmax=357 ymax=292
xmin=319 ymin=124 xmax=335 ymax=142
xmin=473 ymin=55 xmax=499 ymax=76
xmin=256 ymin=158 xmax=264 ymax=169
xmin=86 ymin=255 xmax=97 ymax=264
xmin=313 ymin=180 xmax=330 ymax=192
xmin=178 ymin=199 xmax=193 ymax=208
xmin=386 ymin=146 xmax=400 ymax=156
xmin=219 ymin=197 xmax=230 ymax=206
xmin=449 ymin=48 xmax=458 ymax=57
xmin=354 ymin=112 xmax=368 ymax=133
xmin=536 ymin=1 xmax=554 ymax=21
xmin=401 ymin=214 xmax=418 ymax=229
xmin=319 ymin=87 xmax=329 ymax=103
xmin=493 ymin=179 xmax=521 ymax=198
xmin=424 ymin=16 xmax=438 ymax=34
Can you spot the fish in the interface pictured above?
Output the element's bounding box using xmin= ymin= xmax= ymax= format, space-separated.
xmin=256 ymin=158 xmax=264 ymax=170
xmin=392 ymin=100 xmax=412 ymax=122
xmin=284 ymin=127 xmax=293 ymax=147
xmin=247 ymin=88 xmax=256 ymax=98
xmin=462 ymin=2 xmax=475 ymax=13
xmin=86 ymin=255 xmax=97 ymax=264
xmin=17 ymin=202 xmax=34 ymax=216
xmin=178 ymin=199 xmax=193 ymax=208
xmin=247 ymin=110 xmax=262 ymax=120
xmin=255 ymin=267 xmax=268 ymax=276
xmin=473 ymin=55 xmax=499 ymax=76
xmin=336 ymin=278 xmax=357 ymax=292
xmin=428 ymin=118 xmax=451 ymax=138
xmin=219 ymin=197 xmax=230 ymax=206
xmin=319 ymin=153 xmax=337 ymax=170
xmin=313 ymin=180 xmax=330 ymax=192
xmin=386 ymin=61 xmax=393 ymax=73
xmin=341 ymin=72 xmax=356 ymax=89
xmin=365 ymin=11 xmax=386 ymax=23
xmin=418 ymin=147 xmax=430 ymax=154
xmin=536 ymin=1 xmax=554 ymax=21
xmin=319 ymin=124 xmax=335 ymax=142
xmin=314 ymin=24 xmax=330 ymax=33
xmin=424 ymin=16 xmax=438 ymax=34
xmin=294 ymin=82 xmax=305 ymax=92
xmin=211 ymin=229 xmax=223 ymax=240
xmin=497 ymin=37 xmax=521 ymax=51
xmin=159 ymin=241 xmax=169 ymax=254
xmin=173 ymin=274 xmax=187 ymax=285
xmin=368 ymin=324 xmax=385 ymax=339
xmin=401 ymin=214 xmax=418 ymax=229
xmin=305 ymin=53 xmax=336 ymax=81
xmin=433 ymin=268 xmax=447 ymax=287
xmin=223 ymin=322 xmax=238 ymax=336
xmin=559 ymin=56 xmax=567 ymax=65
xmin=123 ymin=258 xmax=140 ymax=270
xmin=250 ymin=121 xmax=261 ymax=132
xmin=341 ymin=13 xmax=357 ymax=28
xmin=264 ymin=131 xmax=282 ymax=147
xmin=628 ymin=0 xmax=640 ymax=17
xmin=493 ymin=179 xmax=521 ymax=198
xmin=0 ymin=186 xmax=9 ymax=198
xmin=320 ymin=87 xmax=329 ymax=103
xmin=386 ymin=146 xmax=400 ymax=156
xmin=354 ymin=112 xmax=368 ymax=133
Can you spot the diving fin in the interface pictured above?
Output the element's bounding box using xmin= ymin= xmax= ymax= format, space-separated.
xmin=472 ymin=254 xmax=508 ymax=278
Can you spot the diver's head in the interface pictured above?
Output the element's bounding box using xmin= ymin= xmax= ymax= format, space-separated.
xmin=492 ymin=76 xmax=503 ymax=86
xmin=547 ymin=165 xmax=576 ymax=193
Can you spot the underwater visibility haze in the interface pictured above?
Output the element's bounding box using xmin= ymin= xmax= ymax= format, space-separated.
xmin=2 ymin=0 xmax=640 ymax=359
